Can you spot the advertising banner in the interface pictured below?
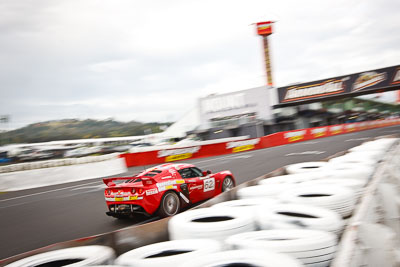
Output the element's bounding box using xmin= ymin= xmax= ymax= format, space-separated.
xmin=121 ymin=119 xmax=400 ymax=167
xmin=277 ymin=65 xmax=400 ymax=104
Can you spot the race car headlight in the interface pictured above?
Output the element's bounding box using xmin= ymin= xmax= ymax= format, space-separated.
xmin=106 ymin=189 xmax=111 ymax=195
xmin=138 ymin=188 xmax=143 ymax=194
xmin=131 ymin=188 xmax=136 ymax=194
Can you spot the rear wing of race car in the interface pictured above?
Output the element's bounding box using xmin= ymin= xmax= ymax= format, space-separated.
xmin=103 ymin=177 xmax=135 ymax=187
xmin=103 ymin=176 xmax=156 ymax=187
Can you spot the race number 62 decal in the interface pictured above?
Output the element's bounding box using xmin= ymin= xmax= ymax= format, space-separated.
xmin=203 ymin=178 xmax=215 ymax=192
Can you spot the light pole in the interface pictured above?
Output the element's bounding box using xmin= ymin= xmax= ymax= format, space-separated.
xmin=256 ymin=21 xmax=275 ymax=87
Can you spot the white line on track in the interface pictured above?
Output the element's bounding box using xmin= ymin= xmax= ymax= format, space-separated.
xmin=292 ymin=141 xmax=321 ymax=145
xmin=0 ymin=181 xmax=102 ymax=203
xmin=70 ymin=184 xmax=106 ymax=191
xmin=193 ymin=153 xmax=254 ymax=164
xmin=345 ymin=138 xmax=370 ymax=142
xmin=382 ymin=130 xmax=399 ymax=134
xmin=285 ymin=151 xmax=326 ymax=156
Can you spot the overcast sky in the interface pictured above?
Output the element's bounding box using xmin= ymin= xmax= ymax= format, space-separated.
xmin=1 ymin=0 xmax=399 ymax=130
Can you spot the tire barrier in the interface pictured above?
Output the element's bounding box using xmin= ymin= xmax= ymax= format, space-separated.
xmin=279 ymin=185 xmax=356 ymax=218
xmin=4 ymin=246 xmax=115 ymax=267
xmin=323 ymin=165 xmax=374 ymax=182
xmin=301 ymin=179 xmax=366 ymax=200
xmin=114 ymin=239 xmax=222 ymax=267
xmin=255 ymin=204 xmax=344 ymax=235
xmin=211 ymin=197 xmax=279 ymax=212
xmin=258 ymin=173 xmax=325 ymax=186
xmin=328 ymin=154 xmax=377 ymax=167
xmin=349 ymin=138 xmax=398 ymax=153
xmin=168 ymin=207 xmax=256 ymax=241
xmin=225 ymin=229 xmax=337 ymax=267
xmin=285 ymin=162 xmax=329 ymax=174
xmin=345 ymin=150 xmax=385 ymax=162
xmin=178 ymin=249 xmax=303 ymax=267
xmin=236 ymin=184 xmax=294 ymax=199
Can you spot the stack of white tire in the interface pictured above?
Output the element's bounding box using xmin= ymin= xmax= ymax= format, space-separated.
xmin=226 ymin=229 xmax=337 ymax=267
xmin=4 ymin=246 xmax=116 ymax=267
xmin=115 ymin=239 xmax=222 ymax=267
xmin=236 ymin=184 xmax=295 ymax=199
xmin=114 ymin=239 xmax=303 ymax=267
xmin=279 ymin=185 xmax=356 ymax=218
xmin=212 ymin=197 xmax=279 ymax=212
xmin=168 ymin=208 xmax=256 ymax=241
xmin=258 ymin=173 xmax=323 ymax=186
xmin=256 ymin=204 xmax=344 ymax=235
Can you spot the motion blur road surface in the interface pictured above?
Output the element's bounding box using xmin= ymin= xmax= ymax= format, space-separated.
xmin=0 ymin=125 xmax=399 ymax=259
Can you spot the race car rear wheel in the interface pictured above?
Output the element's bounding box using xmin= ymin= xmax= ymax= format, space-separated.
xmin=222 ymin=176 xmax=235 ymax=192
xmin=158 ymin=191 xmax=180 ymax=217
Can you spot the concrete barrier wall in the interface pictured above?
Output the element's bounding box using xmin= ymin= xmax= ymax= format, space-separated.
xmin=331 ymin=139 xmax=400 ymax=267
xmin=0 ymin=157 xmax=128 ymax=192
xmin=0 ymin=153 xmax=121 ymax=174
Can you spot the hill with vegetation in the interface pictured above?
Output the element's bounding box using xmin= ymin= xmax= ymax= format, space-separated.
xmin=0 ymin=119 xmax=171 ymax=144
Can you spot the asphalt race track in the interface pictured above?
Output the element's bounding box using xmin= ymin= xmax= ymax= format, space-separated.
xmin=0 ymin=125 xmax=399 ymax=260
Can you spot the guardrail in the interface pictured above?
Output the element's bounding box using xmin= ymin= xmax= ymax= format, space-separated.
xmin=121 ymin=118 xmax=400 ymax=167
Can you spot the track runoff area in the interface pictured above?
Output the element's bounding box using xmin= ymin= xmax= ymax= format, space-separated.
xmin=0 ymin=125 xmax=399 ymax=259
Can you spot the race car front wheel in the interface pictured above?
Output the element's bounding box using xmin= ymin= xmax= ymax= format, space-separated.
xmin=222 ymin=176 xmax=235 ymax=192
xmin=158 ymin=191 xmax=180 ymax=217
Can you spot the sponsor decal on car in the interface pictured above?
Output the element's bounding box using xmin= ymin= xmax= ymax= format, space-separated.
xmin=330 ymin=125 xmax=343 ymax=135
xmin=155 ymin=179 xmax=184 ymax=192
xmin=311 ymin=127 xmax=327 ymax=138
xmin=283 ymin=78 xmax=346 ymax=102
xmin=157 ymin=146 xmax=201 ymax=162
xmin=352 ymin=72 xmax=386 ymax=92
xmin=156 ymin=180 xmax=185 ymax=188
xmin=146 ymin=188 xmax=158 ymax=196
xmin=284 ymin=130 xmax=306 ymax=142
xmin=106 ymin=196 xmax=143 ymax=201
xmin=158 ymin=185 xmax=177 ymax=192
xmin=189 ymin=184 xmax=203 ymax=190
xmin=226 ymin=138 xmax=260 ymax=153
xmin=203 ymin=178 xmax=215 ymax=192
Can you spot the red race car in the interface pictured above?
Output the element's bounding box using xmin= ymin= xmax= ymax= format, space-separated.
xmin=103 ymin=163 xmax=235 ymax=218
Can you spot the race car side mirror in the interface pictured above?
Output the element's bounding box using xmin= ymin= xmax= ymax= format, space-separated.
xmin=202 ymin=170 xmax=211 ymax=176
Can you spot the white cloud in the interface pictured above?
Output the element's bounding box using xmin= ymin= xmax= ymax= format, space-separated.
xmin=0 ymin=0 xmax=399 ymax=130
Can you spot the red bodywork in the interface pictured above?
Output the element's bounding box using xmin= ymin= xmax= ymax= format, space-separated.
xmin=103 ymin=163 xmax=235 ymax=217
